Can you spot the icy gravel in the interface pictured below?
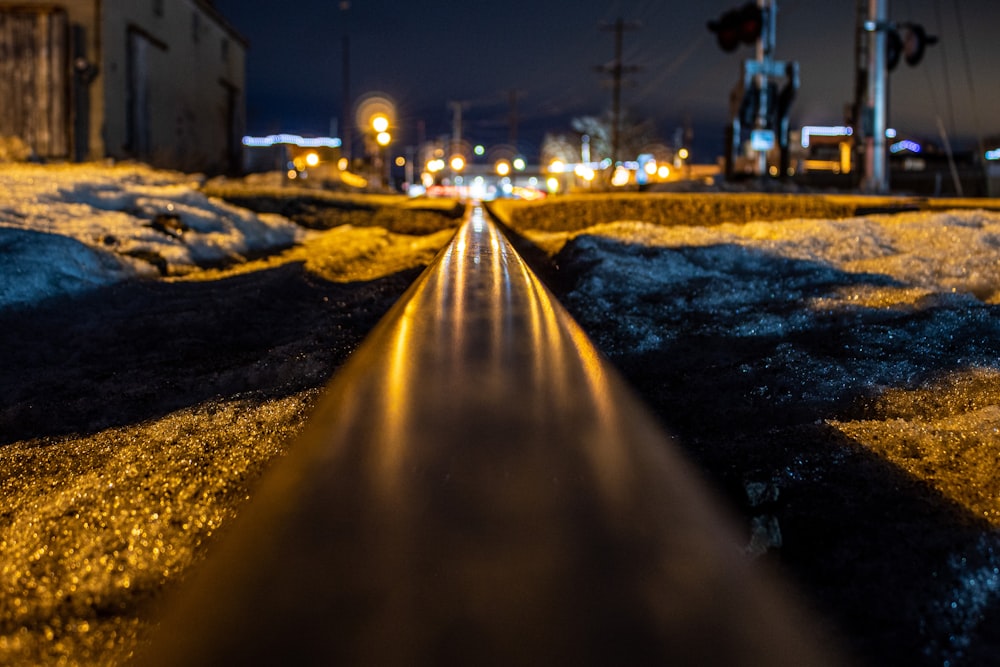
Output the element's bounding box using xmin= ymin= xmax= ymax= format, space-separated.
xmin=532 ymin=210 xmax=1000 ymax=666
xmin=3 ymin=163 xmax=1000 ymax=665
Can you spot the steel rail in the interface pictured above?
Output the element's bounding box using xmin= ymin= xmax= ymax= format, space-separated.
xmin=140 ymin=204 xmax=842 ymax=665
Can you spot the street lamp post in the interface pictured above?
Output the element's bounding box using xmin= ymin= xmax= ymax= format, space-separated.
xmin=355 ymin=94 xmax=397 ymax=191
xmin=372 ymin=114 xmax=391 ymax=189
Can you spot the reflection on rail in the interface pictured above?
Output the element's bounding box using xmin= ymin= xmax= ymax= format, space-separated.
xmin=140 ymin=204 xmax=844 ymax=665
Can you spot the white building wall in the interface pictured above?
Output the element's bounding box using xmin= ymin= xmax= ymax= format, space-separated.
xmin=1 ymin=0 xmax=245 ymax=170
xmin=100 ymin=0 xmax=246 ymax=172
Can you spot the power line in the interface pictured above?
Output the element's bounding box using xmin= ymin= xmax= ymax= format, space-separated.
xmin=953 ymin=0 xmax=985 ymax=158
xmin=932 ymin=0 xmax=958 ymax=138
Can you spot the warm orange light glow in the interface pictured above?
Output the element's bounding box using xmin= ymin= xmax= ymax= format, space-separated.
xmin=376 ymin=131 xmax=391 ymax=147
xmin=574 ymin=164 xmax=595 ymax=181
xmin=305 ymin=152 xmax=320 ymax=167
xmin=371 ymin=114 xmax=389 ymax=133
xmin=337 ymin=157 xmax=349 ymax=170
xmin=611 ymin=167 xmax=630 ymax=187
xmin=495 ymin=160 xmax=511 ymax=176
xmin=395 ymin=156 xmax=406 ymax=167
xmin=450 ymin=155 xmax=465 ymax=171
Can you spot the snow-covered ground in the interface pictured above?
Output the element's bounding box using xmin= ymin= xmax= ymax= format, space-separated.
xmin=0 ymin=163 xmax=451 ymax=665
xmin=526 ymin=210 xmax=1000 ymax=666
xmin=3 ymin=163 xmax=1000 ymax=664
xmin=0 ymin=163 xmax=308 ymax=310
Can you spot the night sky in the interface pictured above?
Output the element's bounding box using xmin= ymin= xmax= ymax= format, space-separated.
xmin=211 ymin=0 xmax=999 ymax=162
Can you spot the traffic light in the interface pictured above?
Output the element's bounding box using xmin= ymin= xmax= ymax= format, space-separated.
xmin=903 ymin=23 xmax=937 ymax=66
xmin=708 ymin=3 xmax=764 ymax=53
xmin=887 ymin=22 xmax=937 ymax=70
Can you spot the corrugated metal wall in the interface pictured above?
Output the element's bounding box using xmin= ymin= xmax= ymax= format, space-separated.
xmin=0 ymin=7 xmax=69 ymax=158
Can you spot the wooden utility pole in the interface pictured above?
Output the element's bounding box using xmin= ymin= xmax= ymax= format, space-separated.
xmin=598 ymin=18 xmax=640 ymax=166
xmin=340 ymin=1 xmax=352 ymax=161
xmin=448 ymin=100 xmax=467 ymax=155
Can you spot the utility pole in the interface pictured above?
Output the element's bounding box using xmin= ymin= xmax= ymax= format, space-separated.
xmin=598 ymin=18 xmax=640 ymax=166
xmin=863 ymin=0 xmax=889 ymax=193
xmin=852 ymin=0 xmax=869 ymax=186
xmin=756 ymin=0 xmax=777 ymax=177
xmin=340 ymin=1 xmax=352 ymax=161
xmin=448 ymin=100 xmax=466 ymax=156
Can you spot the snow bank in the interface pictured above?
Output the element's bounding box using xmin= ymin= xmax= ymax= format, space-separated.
xmin=0 ymin=163 xmax=307 ymax=310
xmin=0 ymin=228 xmax=135 ymax=310
xmin=534 ymin=208 xmax=1000 ymax=666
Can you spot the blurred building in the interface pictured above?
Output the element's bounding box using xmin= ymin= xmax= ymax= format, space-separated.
xmin=0 ymin=0 xmax=246 ymax=173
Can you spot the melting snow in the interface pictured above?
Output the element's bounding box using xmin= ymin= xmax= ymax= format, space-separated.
xmin=531 ymin=210 xmax=1000 ymax=665
xmin=0 ymin=163 xmax=307 ymax=308
xmin=4 ymin=163 xmax=1000 ymax=664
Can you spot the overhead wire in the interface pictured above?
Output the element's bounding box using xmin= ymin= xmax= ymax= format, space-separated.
xmin=932 ymin=0 xmax=958 ymax=138
xmin=953 ymin=0 xmax=985 ymax=158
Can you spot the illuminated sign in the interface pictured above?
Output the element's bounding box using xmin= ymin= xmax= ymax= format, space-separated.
xmin=801 ymin=126 xmax=852 ymax=148
xmin=242 ymin=134 xmax=342 ymax=148
xmin=751 ymin=129 xmax=775 ymax=151
xmin=890 ymin=140 xmax=921 ymax=154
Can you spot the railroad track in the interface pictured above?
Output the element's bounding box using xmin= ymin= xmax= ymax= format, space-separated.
xmin=140 ymin=203 xmax=843 ymax=665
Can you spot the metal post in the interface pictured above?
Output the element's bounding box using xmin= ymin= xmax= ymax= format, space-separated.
xmin=754 ymin=0 xmax=777 ymax=177
xmin=864 ymin=0 xmax=888 ymax=193
xmin=853 ymin=0 xmax=869 ymax=183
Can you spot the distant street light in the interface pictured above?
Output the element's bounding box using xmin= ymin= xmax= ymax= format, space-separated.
xmin=369 ymin=111 xmax=392 ymax=188
xmin=495 ymin=160 xmax=511 ymax=177
xmin=450 ymin=155 xmax=466 ymax=172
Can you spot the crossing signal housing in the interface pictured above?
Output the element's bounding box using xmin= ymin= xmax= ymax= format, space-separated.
xmin=887 ymin=22 xmax=937 ymax=70
xmin=708 ymin=3 xmax=764 ymax=52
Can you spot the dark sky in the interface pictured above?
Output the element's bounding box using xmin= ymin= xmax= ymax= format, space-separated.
xmin=212 ymin=0 xmax=999 ymax=161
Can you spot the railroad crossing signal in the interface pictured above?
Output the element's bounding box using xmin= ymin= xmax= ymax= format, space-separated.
xmin=886 ymin=22 xmax=937 ymax=70
xmin=707 ymin=2 xmax=764 ymax=52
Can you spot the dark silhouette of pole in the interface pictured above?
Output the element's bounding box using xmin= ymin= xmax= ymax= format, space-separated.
xmin=863 ymin=0 xmax=888 ymax=193
xmin=598 ymin=19 xmax=640 ymax=166
xmin=340 ymin=2 xmax=352 ymax=161
xmin=852 ymin=0 xmax=868 ymax=186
